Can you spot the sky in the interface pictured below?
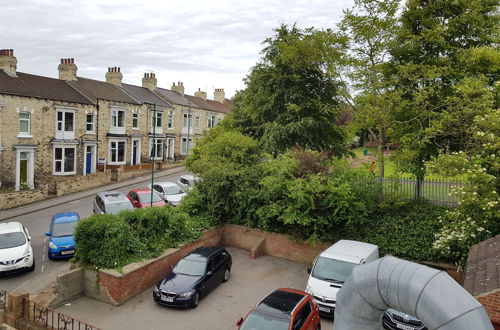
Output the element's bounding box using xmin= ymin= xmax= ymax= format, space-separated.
xmin=1 ymin=0 xmax=354 ymax=99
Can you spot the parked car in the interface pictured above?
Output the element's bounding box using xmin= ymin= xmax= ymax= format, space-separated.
xmin=0 ymin=222 xmax=35 ymax=274
xmin=126 ymin=188 xmax=166 ymax=208
xmin=383 ymin=308 xmax=427 ymax=330
xmin=176 ymin=174 xmax=200 ymax=191
xmin=305 ymin=240 xmax=379 ymax=317
xmin=153 ymin=246 xmax=232 ymax=308
xmin=148 ymin=182 xmax=187 ymax=206
xmin=45 ymin=212 xmax=80 ymax=259
xmin=236 ymin=288 xmax=321 ymax=330
xmin=93 ymin=191 xmax=134 ymax=214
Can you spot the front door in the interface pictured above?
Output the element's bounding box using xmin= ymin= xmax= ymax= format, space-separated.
xmin=132 ymin=140 xmax=139 ymax=165
xmin=166 ymin=138 xmax=174 ymax=160
xmin=19 ymin=152 xmax=28 ymax=187
xmin=86 ymin=146 xmax=92 ymax=174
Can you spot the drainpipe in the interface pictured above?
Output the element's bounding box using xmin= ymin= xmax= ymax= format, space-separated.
xmin=334 ymin=256 xmax=493 ymax=330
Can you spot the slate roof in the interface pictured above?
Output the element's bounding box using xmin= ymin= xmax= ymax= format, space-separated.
xmin=0 ymin=70 xmax=93 ymax=104
xmin=155 ymin=88 xmax=193 ymax=107
xmin=120 ymin=83 xmax=172 ymax=108
xmin=67 ymin=77 xmax=139 ymax=105
xmin=207 ymin=99 xmax=232 ymax=114
xmin=464 ymin=235 xmax=500 ymax=296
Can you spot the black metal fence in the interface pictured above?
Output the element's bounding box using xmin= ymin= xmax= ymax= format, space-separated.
xmin=0 ymin=289 xmax=6 ymax=309
xmin=380 ymin=177 xmax=465 ymax=205
xmin=25 ymin=300 xmax=101 ymax=330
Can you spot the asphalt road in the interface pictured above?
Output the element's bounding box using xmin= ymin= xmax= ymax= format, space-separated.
xmin=0 ymin=167 xmax=188 ymax=293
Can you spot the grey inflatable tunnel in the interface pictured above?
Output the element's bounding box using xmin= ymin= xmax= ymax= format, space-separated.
xmin=334 ymin=256 xmax=493 ymax=330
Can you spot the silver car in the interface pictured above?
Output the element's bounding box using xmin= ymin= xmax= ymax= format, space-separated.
xmin=176 ymin=174 xmax=201 ymax=191
xmin=148 ymin=182 xmax=187 ymax=206
xmin=93 ymin=191 xmax=134 ymax=215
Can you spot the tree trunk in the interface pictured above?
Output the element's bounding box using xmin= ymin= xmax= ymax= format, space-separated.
xmin=377 ymin=128 xmax=386 ymax=178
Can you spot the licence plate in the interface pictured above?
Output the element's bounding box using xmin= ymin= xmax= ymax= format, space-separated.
xmin=318 ymin=306 xmax=331 ymax=313
xmin=396 ymin=324 xmax=414 ymax=330
xmin=61 ymin=250 xmax=75 ymax=255
xmin=2 ymin=266 xmax=17 ymax=271
xmin=161 ymin=296 xmax=174 ymax=303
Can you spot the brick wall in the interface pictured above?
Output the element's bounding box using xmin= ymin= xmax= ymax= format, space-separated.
xmin=0 ymin=185 xmax=49 ymax=210
xmin=477 ymin=291 xmax=500 ymax=327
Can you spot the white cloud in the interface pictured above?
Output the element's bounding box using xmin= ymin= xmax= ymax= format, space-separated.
xmin=1 ymin=0 xmax=353 ymax=98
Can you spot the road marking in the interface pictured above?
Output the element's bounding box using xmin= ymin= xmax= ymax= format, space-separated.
xmin=14 ymin=280 xmax=30 ymax=291
xmin=41 ymin=264 xmax=44 ymax=273
xmin=42 ymin=254 xmax=45 ymax=261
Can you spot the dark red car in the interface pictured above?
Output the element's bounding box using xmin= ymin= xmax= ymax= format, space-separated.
xmin=126 ymin=188 xmax=166 ymax=208
xmin=236 ymin=288 xmax=321 ymax=330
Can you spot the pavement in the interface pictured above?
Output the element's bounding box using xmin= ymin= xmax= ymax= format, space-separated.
xmin=0 ymin=164 xmax=186 ymax=222
xmin=57 ymin=247 xmax=335 ymax=330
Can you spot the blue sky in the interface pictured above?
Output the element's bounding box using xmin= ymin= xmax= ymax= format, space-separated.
xmin=1 ymin=0 xmax=354 ymax=98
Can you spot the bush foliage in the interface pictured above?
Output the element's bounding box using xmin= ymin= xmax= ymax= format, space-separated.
xmin=74 ymin=207 xmax=211 ymax=269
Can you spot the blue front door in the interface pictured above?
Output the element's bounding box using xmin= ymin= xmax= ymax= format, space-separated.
xmin=86 ymin=146 xmax=92 ymax=174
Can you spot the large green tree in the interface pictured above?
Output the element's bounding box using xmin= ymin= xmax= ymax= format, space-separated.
xmin=232 ymin=24 xmax=348 ymax=156
xmin=390 ymin=0 xmax=499 ymax=190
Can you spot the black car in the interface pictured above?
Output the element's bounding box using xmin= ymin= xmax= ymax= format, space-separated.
xmin=153 ymin=246 xmax=232 ymax=308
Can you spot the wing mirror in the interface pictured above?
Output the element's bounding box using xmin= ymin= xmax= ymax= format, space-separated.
xmin=206 ymin=271 xmax=213 ymax=276
xmin=307 ymin=267 xmax=312 ymax=274
xmin=44 ymin=232 xmax=50 ymax=237
xmin=236 ymin=317 xmax=243 ymax=327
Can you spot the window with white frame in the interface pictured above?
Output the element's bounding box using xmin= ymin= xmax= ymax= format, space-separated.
xmin=181 ymin=137 xmax=193 ymax=155
xmin=19 ymin=112 xmax=30 ymax=136
xmin=109 ymin=140 xmax=126 ymax=164
xmin=132 ymin=113 xmax=139 ymax=129
xmin=56 ymin=108 xmax=75 ymax=139
xmin=150 ymin=138 xmax=164 ymax=159
xmin=207 ymin=115 xmax=216 ymax=128
xmin=195 ymin=115 xmax=200 ymax=129
xmin=86 ymin=114 xmax=95 ymax=133
xmin=152 ymin=111 xmax=163 ymax=129
xmin=183 ymin=113 xmax=192 ymax=128
xmin=167 ymin=112 xmax=173 ymax=129
xmin=53 ymin=146 xmax=76 ymax=174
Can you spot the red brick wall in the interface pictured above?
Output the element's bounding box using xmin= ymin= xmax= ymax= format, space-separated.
xmin=98 ymin=227 xmax=222 ymax=304
xmin=477 ymin=291 xmax=500 ymax=326
xmin=222 ymin=224 xmax=330 ymax=264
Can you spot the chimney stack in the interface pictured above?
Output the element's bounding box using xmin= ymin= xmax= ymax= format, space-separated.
xmin=58 ymin=58 xmax=77 ymax=81
xmin=142 ymin=72 xmax=157 ymax=91
xmin=214 ymin=88 xmax=225 ymax=103
xmin=194 ymin=88 xmax=207 ymax=100
xmin=106 ymin=66 xmax=123 ymax=86
xmin=0 ymin=49 xmax=17 ymax=76
xmin=171 ymin=81 xmax=185 ymax=96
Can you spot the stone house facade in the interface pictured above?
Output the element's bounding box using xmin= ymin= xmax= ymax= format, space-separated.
xmin=0 ymin=49 xmax=232 ymax=190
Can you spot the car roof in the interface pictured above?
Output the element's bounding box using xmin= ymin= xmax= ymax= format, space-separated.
xmin=98 ymin=191 xmax=129 ymax=204
xmin=154 ymin=182 xmax=180 ymax=188
xmin=255 ymin=288 xmax=306 ymax=318
xmin=130 ymin=188 xmax=152 ymax=193
xmin=185 ymin=246 xmax=224 ymax=261
xmin=319 ymin=240 xmax=378 ymax=263
xmin=52 ymin=212 xmax=80 ymax=223
xmin=0 ymin=222 xmax=23 ymax=234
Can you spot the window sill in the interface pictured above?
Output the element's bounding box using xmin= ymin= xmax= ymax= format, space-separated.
xmin=132 ymin=128 xmax=140 ymax=130
xmin=85 ymin=131 xmax=95 ymax=135
xmin=53 ymin=172 xmax=76 ymax=176
xmin=17 ymin=134 xmax=33 ymax=139
xmin=108 ymin=162 xmax=126 ymax=165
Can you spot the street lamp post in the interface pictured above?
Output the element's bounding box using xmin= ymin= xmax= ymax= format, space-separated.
xmin=145 ymin=102 xmax=157 ymax=207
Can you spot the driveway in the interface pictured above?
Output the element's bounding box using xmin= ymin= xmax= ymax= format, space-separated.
xmin=57 ymin=247 xmax=334 ymax=330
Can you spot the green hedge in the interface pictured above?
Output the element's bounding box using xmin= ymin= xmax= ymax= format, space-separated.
xmin=74 ymin=207 xmax=211 ymax=269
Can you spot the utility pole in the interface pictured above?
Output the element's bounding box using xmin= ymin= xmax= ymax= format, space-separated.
xmin=145 ymin=102 xmax=157 ymax=207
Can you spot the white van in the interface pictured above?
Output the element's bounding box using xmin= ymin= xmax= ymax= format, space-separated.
xmin=305 ymin=240 xmax=379 ymax=317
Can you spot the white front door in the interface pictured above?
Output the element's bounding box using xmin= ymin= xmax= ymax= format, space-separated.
xmin=166 ymin=138 xmax=174 ymax=160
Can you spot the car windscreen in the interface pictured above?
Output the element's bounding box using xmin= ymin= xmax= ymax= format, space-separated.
xmin=164 ymin=186 xmax=184 ymax=195
xmin=240 ymin=311 xmax=289 ymax=330
xmin=106 ymin=202 xmax=134 ymax=214
xmin=0 ymin=232 xmax=26 ymax=249
xmin=52 ymin=221 xmax=78 ymax=237
xmin=138 ymin=192 xmax=162 ymax=204
xmin=312 ymin=256 xmax=357 ymax=283
xmin=173 ymin=259 xmax=206 ymax=276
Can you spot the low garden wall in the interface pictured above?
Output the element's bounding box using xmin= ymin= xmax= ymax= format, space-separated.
xmin=0 ymin=185 xmax=49 ymax=210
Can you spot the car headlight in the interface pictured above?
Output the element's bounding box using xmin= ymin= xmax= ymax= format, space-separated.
xmin=179 ymin=291 xmax=194 ymax=298
xmin=23 ymin=247 xmax=31 ymax=256
xmin=305 ymin=284 xmax=312 ymax=294
xmin=49 ymin=242 xmax=57 ymax=249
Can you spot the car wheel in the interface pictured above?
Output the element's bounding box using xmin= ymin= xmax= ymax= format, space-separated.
xmin=223 ymin=268 xmax=230 ymax=282
xmin=28 ymin=259 xmax=35 ymax=272
xmin=191 ymin=291 xmax=200 ymax=308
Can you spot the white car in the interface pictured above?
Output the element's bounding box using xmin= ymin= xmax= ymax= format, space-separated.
xmin=176 ymin=174 xmax=201 ymax=191
xmin=305 ymin=240 xmax=379 ymax=317
xmin=149 ymin=182 xmax=187 ymax=206
xmin=0 ymin=222 xmax=35 ymax=274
